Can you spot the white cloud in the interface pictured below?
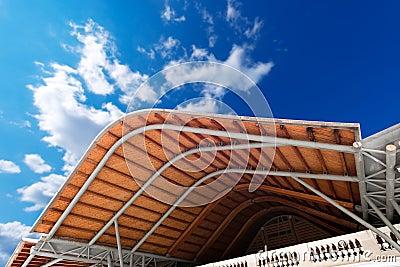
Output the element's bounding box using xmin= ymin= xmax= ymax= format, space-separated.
xmin=155 ymin=36 xmax=181 ymax=58
xmin=70 ymin=20 xmax=114 ymax=95
xmin=164 ymin=36 xmax=180 ymax=50
xmin=178 ymin=98 xmax=219 ymax=113
xmin=134 ymin=44 xmax=273 ymax=114
xmin=224 ymin=44 xmax=274 ymax=83
xmin=190 ymin=45 xmax=210 ymax=60
xmin=108 ymin=60 xmax=148 ymax=105
xmin=0 ymin=221 xmax=37 ymax=267
xmin=69 ymin=20 xmax=148 ymax=101
xmin=17 ymin=174 xmax=65 ymax=211
xmin=0 ymin=160 xmax=21 ymax=174
xmin=163 ymin=44 xmax=273 ymax=90
xmin=0 ymin=221 xmax=31 ymax=239
xmin=23 ymin=154 xmax=51 ymax=174
xmin=28 ymin=62 xmax=124 ymax=171
xmin=161 ymin=3 xmax=186 ymax=23
xmin=28 ymin=20 xmax=149 ymax=170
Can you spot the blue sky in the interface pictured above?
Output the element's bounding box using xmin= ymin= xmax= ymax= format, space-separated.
xmin=0 ymin=0 xmax=399 ymax=264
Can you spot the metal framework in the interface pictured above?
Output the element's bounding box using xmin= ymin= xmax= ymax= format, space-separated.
xmin=13 ymin=112 xmax=400 ymax=267
xmin=45 ymin=123 xmax=359 ymax=242
xmin=28 ymin=238 xmax=194 ymax=267
xmin=361 ymin=123 xmax=400 ymax=227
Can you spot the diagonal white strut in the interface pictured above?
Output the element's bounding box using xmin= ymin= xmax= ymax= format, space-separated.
xmin=290 ymin=175 xmax=400 ymax=252
xmin=127 ymin=168 xmax=358 ymax=254
xmin=88 ymin=142 xmax=358 ymax=246
xmin=46 ymin=123 xmax=357 ymax=241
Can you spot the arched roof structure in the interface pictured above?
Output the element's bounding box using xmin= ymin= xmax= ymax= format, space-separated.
xmin=8 ymin=109 xmax=367 ymax=267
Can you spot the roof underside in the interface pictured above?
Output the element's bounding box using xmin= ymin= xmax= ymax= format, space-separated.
xmin=9 ymin=109 xmax=362 ymax=266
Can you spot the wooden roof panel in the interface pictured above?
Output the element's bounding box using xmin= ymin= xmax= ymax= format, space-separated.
xmin=24 ymin=109 xmax=361 ymax=264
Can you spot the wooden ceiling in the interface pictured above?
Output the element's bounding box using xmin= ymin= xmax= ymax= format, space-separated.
xmin=12 ymin=109 xmax=362 ymax=265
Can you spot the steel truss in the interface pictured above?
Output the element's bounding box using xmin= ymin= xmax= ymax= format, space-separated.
xmin=362 ymin=143 xmax=400 ymax=226
xmin=23 ymin=123 xmax=400 ymax=266
xmin=28 ymin=237 xmax=193 ymax=267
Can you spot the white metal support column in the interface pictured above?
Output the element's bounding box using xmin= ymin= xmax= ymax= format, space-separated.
xmin=386 ymin=144 xmax=397 ymax=221
xmin=354 ymin=142 xmax=368 ymax=220
xmin=115 ymin=220 xmax=124 ymax=267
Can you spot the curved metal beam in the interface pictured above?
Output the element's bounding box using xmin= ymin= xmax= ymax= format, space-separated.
xmin=129 ymin=167 xmax=356 ymax=256
xmin=47 ymin=123 xmax=357 ymax=241
xmin=89 ymin=142 xmax=273 ymax=245
xmin=87 ymin=126 xmax=356 ymax=246
xmin=47 ymin=123 xmax=276 ymax=240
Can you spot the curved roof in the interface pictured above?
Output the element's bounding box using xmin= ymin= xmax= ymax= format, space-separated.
xmin=12 ymin=109 xmax=363 ymax=266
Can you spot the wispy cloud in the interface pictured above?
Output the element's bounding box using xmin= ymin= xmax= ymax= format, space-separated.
xmin=226 ymin=0 xmax=263 ymax=40
xmin=208 ymin=34 xmax=217 ymax=48
xmin=194 ymin=1 xmax=217 ymax=47
xmin=139 ymin=36 xmax=183 ymax=61
xmin=17 ymin=173 xmax=65 ymax=211
xmin=0 ymin=160 xmax=21 ymax=174
xmin=244 ymin=17 xmax=263 ymax=39
xmin=161 ymin=3 xmax=186 ymax=23
xmin=155 ymin=36 xmax=181 ymax=59
xmin=226 ymin=0 xmax=241 ymax=23
xmin=135 ymin=43 xmax=273 ymax=114
xmin=9 ymin=120 xmax=31 ymax=128
xmin=137 ymin=46 xmax=155 ymax=59
xmin=195 ymin=2 xmax=214 ymax=25
xmin=23 ymin=154 xmax=51 ymax=174
xmin=177 ymin=44 xmax=273 ymax=113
